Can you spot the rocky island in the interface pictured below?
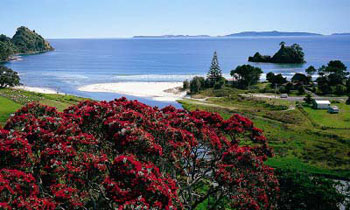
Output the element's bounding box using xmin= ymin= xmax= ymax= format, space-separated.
xmin=248 ymin=42 xmax=305 ymax=64
xmin=0 ymin=26 xmax=53 ymax=62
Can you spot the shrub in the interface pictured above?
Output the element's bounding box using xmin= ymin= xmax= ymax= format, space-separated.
xmin=335 ymin=84 xmax=347 ymax=95
xmin=276 ymin=169 xmax=348 ymax=210
xmin=297 ymin=85 xmax=305 ymax=95
xmin=213 ymin=76 xmax=226 ymax=89
xmin=303 ymin=93 xmax=313 ymax=104
xmin=0 ymin=98 xmax=279 ymax=209
xmin=189 ymin=76 xmax=205 ymax=94
xmin=182 ymin=79 xmax=190 ymax=90
xmin=0 ymin=66 xmax=21 ymax=88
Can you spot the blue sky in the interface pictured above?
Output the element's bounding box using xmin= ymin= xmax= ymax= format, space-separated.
xmin=1 ymin=0 xmax=349 ymax=38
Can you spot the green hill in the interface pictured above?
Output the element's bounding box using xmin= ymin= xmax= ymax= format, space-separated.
xmin=0 ymin=26 xmax=53 ymax=62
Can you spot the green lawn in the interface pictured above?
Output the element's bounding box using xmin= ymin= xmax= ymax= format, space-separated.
xmin=0 ymin=96 xmax=22 ymax=124
xmin=0 ymin=88 xmax=88 ymax=125
xmin=302 ymin=103 xmax=350 ymax=129
xmin=179 ymin=87 xmax=350 ymax=179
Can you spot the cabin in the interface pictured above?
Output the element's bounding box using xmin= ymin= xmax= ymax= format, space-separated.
xmin=328 ymin=106 xmax=339 ymax=114
xmin=313 ymin=100 xmax=331 ymax=109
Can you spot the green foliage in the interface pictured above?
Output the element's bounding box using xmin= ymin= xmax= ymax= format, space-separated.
xmin=276 ymin=169 xmax=348 ymax=210
xmin=266 ymin=72 xmax=287 ymax=87
xmin=206 ymin=51 xmax=222 ymax=86
xmin=303 ymin=93 xmax=313 ymax=104
xmin=315 ymin=60 xmax=349 ymax=95
xmin=183 ymin=79 xmax=190 ymax=89
xmin=305 ymin=65 xmax=317 ymax=76
xmin=213 ymin=76 xmax=226 ymax=89
xmin=324 ymin=60 xmax=347 ymax=75
xmin=335 ymin=84 xmax=347 ymax=95
xmin=297 ymin=85 xmax=305 ymax=95
xmin=0 ymin=35 xmax=17 ymax=62
xmin=231 ymin=64 xmax=262 ymax=89
xmin=190 ymin=76 xmax=205 ymax=94
xmin=0 ymin=66 xmax=20 ymax=88
xmin=292 ymin=73 xmax=310 ymax=85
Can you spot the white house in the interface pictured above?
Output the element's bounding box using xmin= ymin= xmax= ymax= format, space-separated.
xmin=313 ymin=100 xmax=331 ymax=109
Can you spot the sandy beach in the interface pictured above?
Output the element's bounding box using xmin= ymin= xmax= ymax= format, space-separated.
xmin=13 ymin=86 xmax=62 ymax=94
xmin=78 ymin=82 xmax=187 ymax=101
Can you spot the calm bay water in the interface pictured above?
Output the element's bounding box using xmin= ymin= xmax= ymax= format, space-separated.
xmin=5 ymin=36 xmax=350 ymax=107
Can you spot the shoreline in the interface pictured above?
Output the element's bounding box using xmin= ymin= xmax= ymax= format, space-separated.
xmin=78 ymin=82 xmax=187 ymax=102
xmin=12 ymin=86 xmax=64 ymax=95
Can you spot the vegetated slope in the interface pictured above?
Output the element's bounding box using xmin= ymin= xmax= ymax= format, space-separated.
xmin=0 ymin=26 xmax=53 ymax=62
xmin=179 ymin=87 xmax=350 ymax=179
xmin=11 ymin=26 xmax=53 ymax=53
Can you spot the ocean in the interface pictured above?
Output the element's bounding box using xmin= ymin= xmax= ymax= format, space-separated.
xmin=5 ymin=36 xmax=350 ymax=108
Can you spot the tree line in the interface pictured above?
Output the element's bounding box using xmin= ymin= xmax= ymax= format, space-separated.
xmin=184 ymin=52 xmax=350 ymax=99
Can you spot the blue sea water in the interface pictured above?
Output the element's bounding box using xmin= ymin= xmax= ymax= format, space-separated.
xmin=5 ymin=36 xmax=350 ymax=108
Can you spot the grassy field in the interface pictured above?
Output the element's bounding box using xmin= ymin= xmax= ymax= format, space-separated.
xmin=179 ymin=87 xmax=350 ymax=179
xmin=0 ymin=88 xmax=87 ymax=126
xmin=303 ymin=103 xmax=350 ymax=129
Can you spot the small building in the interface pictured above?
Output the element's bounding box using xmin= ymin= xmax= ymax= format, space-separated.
xmin=328 ymin=106 xmax=339 ymax=114
xmin=313 ymin=100 xmax=331 ymax=109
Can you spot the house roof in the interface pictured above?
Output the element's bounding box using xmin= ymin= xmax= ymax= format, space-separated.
xmin=314 ymin=100 xmax=331 ymax=105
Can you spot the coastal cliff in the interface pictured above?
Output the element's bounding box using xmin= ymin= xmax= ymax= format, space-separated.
xmin=0 ymin=26 xmax=53 ymax=62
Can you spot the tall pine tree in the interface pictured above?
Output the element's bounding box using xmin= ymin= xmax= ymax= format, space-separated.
xmin=207 ymin=51 xmax=222 ymax=86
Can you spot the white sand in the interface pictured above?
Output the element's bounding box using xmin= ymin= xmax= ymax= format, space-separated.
xmin=13 ymin=86 xmax=62 ymax=94
xmin=78 ymin=82 xmax=187 ymax=102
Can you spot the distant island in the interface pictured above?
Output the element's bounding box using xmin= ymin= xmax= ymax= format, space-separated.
xmin=331 ymin=33 xmax=350 ymax=36
xmin=225 ymin=31 xmax=322 ymax=37
xmin=133 ymin=31 xmax=324 ymax=38
xmin=133 ymin=35 xmax=211 ymax=38
xmin=248 ymin=42 xmax=305 ymax=64
xmin=0 ymin=26 xmax=54 ymax=62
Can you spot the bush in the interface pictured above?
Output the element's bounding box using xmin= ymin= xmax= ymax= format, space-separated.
xmin=213 ymin=76 xmax=226 ymax=89
xmin=189 ymin=76 xmax=205 ymax=94
xmin=0 ymin=99 xmax=279 ymax=209
xmin=335 ymin=84 xmax=347 ymax=95
xmin=0 ymin=66 xmax=21 ymax=88
xmin=304 ymin=93 xmax=313 ymax=104
xmin=297 ymin=85 xmax=305 ymax=95
xmin=182 ymin=79 xmax=190 ymax=89
xmin=276 ymin=169 xmax=349 ymax=210
xmin=346 ymin=96 xmax=350 ymax=105
xmin=278 ymin=86 xmax=286 ymax=93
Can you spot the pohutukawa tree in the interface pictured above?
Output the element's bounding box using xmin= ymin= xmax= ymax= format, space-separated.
xmin=0 ymin=98 xmax=279 ymax=209
xmin=0 ymin=66 xmax=21 ymax=88
xmin=207 ymin=51 xmax=222 ymax=86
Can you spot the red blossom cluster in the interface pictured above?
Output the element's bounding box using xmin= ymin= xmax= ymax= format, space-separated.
xmin=0 ymin=98 xmax=279 ymax=209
